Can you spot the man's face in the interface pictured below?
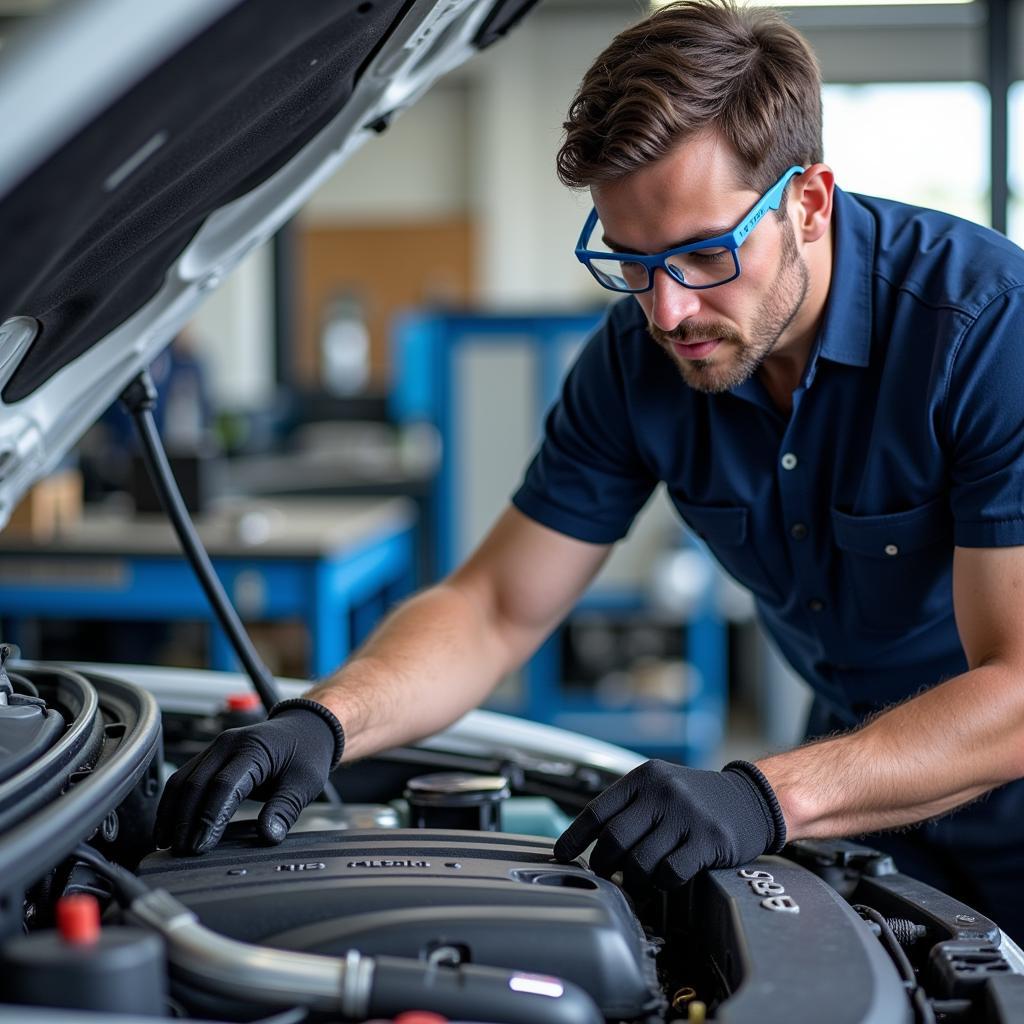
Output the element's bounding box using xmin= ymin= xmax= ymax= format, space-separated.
xmin=592 ymin=133 xmax=809 ymax=393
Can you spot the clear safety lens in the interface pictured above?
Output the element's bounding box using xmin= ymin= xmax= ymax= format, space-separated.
xmin=665 ymin=247 xmax=738 ymax=287
xmin=587 ymin=257 xmax=651 ymax=293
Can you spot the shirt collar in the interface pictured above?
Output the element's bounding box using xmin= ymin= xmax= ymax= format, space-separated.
xmin=813 ymin=185 xmax=874 ymax=369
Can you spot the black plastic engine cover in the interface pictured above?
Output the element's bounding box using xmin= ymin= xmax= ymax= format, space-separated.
xmin=139 ymin=827 xmax=663 ymax=1020
xmin=691 ymin=856 xmax=912 ymax=1024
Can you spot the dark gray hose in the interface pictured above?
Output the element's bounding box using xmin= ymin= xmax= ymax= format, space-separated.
xmin=129 ymin=888 xmax=601 ymax=1023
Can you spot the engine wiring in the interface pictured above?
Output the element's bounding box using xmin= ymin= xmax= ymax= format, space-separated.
xmin=854 ymin=904 xmax=937 ymax=1024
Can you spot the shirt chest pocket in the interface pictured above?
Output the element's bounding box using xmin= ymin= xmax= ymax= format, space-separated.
xmin=673 ymin=499 xmax=783 ymax=604
xmin=831 ymin=497 xmax=953 ymax=631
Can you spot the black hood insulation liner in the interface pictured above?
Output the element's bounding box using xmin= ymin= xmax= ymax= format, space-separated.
xmin=0 ymin=0 xmax=411 ymax=403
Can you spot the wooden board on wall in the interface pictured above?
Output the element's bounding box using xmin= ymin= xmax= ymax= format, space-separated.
xmin=295 ymin=218 xmax=475 ymax=390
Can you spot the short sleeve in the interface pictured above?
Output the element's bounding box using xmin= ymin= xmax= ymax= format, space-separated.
xmin=945 ymin=286 xmax=1024 ymax=547
xmin=511 ymin=304 xmax=657 ymax=543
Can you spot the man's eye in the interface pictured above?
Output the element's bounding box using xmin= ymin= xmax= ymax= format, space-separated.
xmin=690 ymin=248 xmax=730 ymax=263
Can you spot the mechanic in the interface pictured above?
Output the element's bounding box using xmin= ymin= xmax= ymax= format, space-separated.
xmin=156 ymin=1 xmax=1024 ymax=940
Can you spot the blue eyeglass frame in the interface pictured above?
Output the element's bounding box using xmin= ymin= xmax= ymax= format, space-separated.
xmin=574 ymin=165 xmax=805 ymax=293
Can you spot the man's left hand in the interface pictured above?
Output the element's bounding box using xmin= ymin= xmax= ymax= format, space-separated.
xmin=553 ymin=759 xmax=787 ymax=889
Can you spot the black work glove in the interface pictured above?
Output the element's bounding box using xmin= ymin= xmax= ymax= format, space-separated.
xmin=154 ymin=698 xmax=345 ymax=855
xmin=553 ymin=759 xmax=786 ymax=890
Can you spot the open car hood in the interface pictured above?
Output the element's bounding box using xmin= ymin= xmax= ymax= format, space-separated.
xmin=0 ymin=0 xmax=535 ymax=527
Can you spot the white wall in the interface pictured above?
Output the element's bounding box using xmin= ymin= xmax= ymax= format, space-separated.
xmin=300 ymin=84 xmax=470 ymax=224
xmin=467 ymin=12 xmax=633 ymax=307
xmin=186 ymin=240 xmax=274 ymax=410
xmin=293 ymin=9 xmax=637 ymax=308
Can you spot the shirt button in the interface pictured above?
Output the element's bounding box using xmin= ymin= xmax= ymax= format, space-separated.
xmin=790 ymin=522 xmax=808 ymax=540
xmin=884 ymin=544 xmax=899 ymax=556
xmin=807 ymin=598 xmax=825 ymax=612
xmin=781 ymin=453 xmax=798 ymax=470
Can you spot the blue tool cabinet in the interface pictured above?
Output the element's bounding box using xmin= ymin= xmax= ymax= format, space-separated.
xmin=391 ymin=311 xmax=728 ymax=764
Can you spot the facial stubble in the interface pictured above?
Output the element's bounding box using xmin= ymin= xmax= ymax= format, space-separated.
xmin=648 ymin=217 xmax=809 ymax=394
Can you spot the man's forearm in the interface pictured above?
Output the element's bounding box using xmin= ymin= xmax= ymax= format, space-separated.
xmin=302 ymin=582 xmax=528 ymax=761
xmin=757 ymin=662 xmax=1024 ymax=839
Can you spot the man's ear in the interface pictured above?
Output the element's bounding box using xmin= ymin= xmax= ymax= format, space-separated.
xmin=793 ymin=164 xmax=834 ymax=244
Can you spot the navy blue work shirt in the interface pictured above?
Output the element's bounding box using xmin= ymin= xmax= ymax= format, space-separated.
xmin=513 ymin=187 xmax=1024 ymax=724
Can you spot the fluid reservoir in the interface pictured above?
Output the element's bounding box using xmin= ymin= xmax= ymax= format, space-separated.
xmin=405 ymin=772 xmax=510 ymax=831
xmin=1 ymin=894 xmax=167 ymax=1015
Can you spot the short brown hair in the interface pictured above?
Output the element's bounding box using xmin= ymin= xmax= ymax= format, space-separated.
xmin=556 ymin=0 xmax=822 ymax=195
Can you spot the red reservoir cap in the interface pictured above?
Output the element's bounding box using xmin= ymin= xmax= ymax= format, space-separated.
xmin=393 ymin=1014 xmax=449 ymax=1024
xmin=56 ymin=894 xmax=100 ymax=945
xmin=225 ymin=692 xmax=262 ymax=712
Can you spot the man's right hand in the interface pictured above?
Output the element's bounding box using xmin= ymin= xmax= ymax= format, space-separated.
xmin=154 ymin=698 xmax=345 ymax=855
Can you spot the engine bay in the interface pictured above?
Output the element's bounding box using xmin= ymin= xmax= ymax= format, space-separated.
xmin=2 ymin=661 xmax=1024 ymax=1024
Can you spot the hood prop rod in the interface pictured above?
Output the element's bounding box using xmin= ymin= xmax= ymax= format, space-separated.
xmin=120 ymin=370 xmax=340 ymax=804
xmin=121 ymin=370 xmax=281 ymax=713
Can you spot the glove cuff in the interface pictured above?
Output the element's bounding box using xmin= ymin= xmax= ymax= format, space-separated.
xmin=723 ymin=760 xmax=787 ymax=853
xmin=270 ymin=698 xmax=346 ymax=770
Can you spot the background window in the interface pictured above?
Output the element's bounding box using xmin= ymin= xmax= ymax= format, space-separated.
xmin=1008 ymin=82 xmax=1024 ymax=245
xmin=823 ymin=82 xmax=990 ymax=226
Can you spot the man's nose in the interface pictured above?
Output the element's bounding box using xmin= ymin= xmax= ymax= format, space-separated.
xmin=650 ymin=268 xmax=702 ymax=331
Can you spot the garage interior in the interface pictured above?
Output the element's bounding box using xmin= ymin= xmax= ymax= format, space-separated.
xmin=2 ymin=0 xmax=1024 ymax=1021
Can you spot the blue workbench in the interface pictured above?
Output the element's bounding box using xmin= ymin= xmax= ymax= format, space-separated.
xmin=0 ymin=496 xmax=417 ymax=677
